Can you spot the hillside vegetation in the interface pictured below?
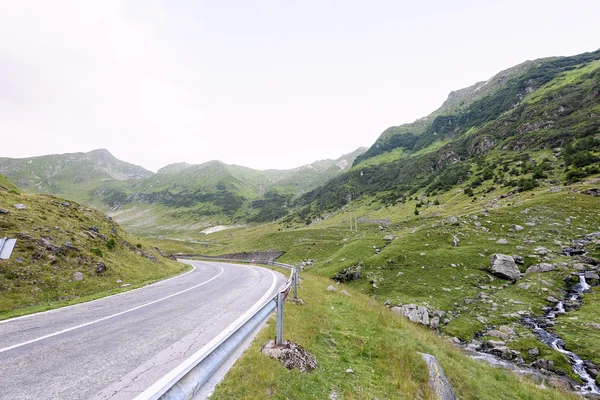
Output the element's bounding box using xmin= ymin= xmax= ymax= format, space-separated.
xmin=0 ymin=179 xmax=187 ymax=319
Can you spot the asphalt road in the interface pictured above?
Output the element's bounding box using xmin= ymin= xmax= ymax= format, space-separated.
xmin=0 ymin=260 xmax=286 ymax=400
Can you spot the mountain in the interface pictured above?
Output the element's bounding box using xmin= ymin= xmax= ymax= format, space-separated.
xmin=0 ymin=147 xmax=366 ymax=235
xmin=295 ymin=49 xmax=600 ymax=215
xmin=0 ymin=149 xmax=153 ymax=196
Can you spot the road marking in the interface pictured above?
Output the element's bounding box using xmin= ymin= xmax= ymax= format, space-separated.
xmin=0 ymin=264 xmax=224 ymax=354
xmin=0 ymin=261 xmax=198 ymax=325
xmin=135 ymin=262 xmax=279 ymax=400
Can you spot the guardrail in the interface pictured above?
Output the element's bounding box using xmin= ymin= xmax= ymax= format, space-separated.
xmin=135 ymin=257 xmax=298 ymax=400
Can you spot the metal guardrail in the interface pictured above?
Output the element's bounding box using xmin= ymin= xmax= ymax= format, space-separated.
xmin=136 ymin=257 xmax=298 ymax=400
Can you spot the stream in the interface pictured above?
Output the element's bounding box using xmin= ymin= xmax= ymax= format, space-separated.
xmin=468 ymin=232 xmax=600 ymax=396
xmin=522 ymin=273 xmax=600 ymax=395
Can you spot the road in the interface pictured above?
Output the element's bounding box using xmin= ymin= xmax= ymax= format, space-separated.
xmin=0 ymin=260 xmax=286 ymax=400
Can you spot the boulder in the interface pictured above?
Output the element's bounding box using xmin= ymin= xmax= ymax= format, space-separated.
xmin=451 ymin=235 xmax=460 ymax=247
xmin=392 ymin=304 xmax=430 ymax=326
xmin=525 ymin=263 xmax=556 ymax=274
xmin=95 ymin=262 xmax=107 ymax=274
xmin=333 ymin=265 xmax=361 ymax=283
xmin=489 ymin=254 xmax=520 ymax=281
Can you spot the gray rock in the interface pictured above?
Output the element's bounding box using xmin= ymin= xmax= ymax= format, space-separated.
xmin=444 ymin=216 xmax=459 ymax=225
xmin=487 ymin=340 xmax=506 ymax=348
xmin=383 ymin=234 xmax=395 ymax=242
xmin=534 ymin=246 xmax=550 ymax=255
xmin=73 ymin=272 xmax=84 ymax=281
xmin=512 ymin=255 xmax=525 ymax=265
xmin=528 ymin=348 xmax=539 ymax=356
xmin=261 ymin=340 xmax=318 ymax=373
xmin=512 ymin=225 xmax=524 ymax=231
xmin=451 ymin=235 xmax=459 ymax=247
xmin=14 ymin=204 xmax=26 ymax=210
xmin=533 ymin=359 xmax=555 ymax=372
xmin=0 ymin=208 xmax=9 ymax=214
xmin=489 ymin=254 xmax=520 ymax=281
xmin=499 ymin=326 xmax=516 ymax=336
xmin=585 ymin=272 xmax=600 ymax=280
xmin=345 ymin=368 xmax=354 ymax=374
xmin=420 ymin=353 xmax=456 ymax=400
xmin=392 ymin=304 xmax=430 ymax=326
xmin=525 ymin=263 xmax=556 ymax=274
xmin=327 ymin=285 xmax=337 ymax=292
xmin=61 ymin=201 xmax=70 ymax=207
xmin=496 ymin=238 xmax=508 ymax=245
xmin=340 ymin=289 xmax=351 ymax=296
xmin=430 ymin=317 xmax=440 ymax=329
xmin=95 ymin=262 xmax=107 ymax=274
xmin=487 ymin=330 xmax=510 ymax=341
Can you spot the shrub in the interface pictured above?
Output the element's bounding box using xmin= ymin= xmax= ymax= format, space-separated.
xmin=90 ymin=248 xmax=103 ymax=257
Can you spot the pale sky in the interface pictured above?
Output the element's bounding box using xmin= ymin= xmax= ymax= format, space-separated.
xmin=1 ymin=1 xmax=599 ymax=172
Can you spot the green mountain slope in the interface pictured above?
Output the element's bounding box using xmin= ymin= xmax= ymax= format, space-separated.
xmin=295 ymin=49 xmax=600 ymax=215
xmin=0 ymin=149 xmax=153 ymax=197
xmin=0 ymin=177 xmax=186 ymax=318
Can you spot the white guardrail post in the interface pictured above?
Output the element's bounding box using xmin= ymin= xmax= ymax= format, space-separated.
xmin=293 ymin=268 xmax=298 ymax=299
xmin=276 ymin=291 xmax=284 ymax=346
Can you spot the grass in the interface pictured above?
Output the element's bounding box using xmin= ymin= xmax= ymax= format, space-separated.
xmin=0 ymin=190 xmax=189 ymax=319
xmin=211 ymin=272 xmax=576 ymax=399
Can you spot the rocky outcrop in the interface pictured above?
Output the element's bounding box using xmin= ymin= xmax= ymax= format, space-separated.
xmin=489 ymin=254 xmax=520 ymax=281
xmin=333 ymin=265 xmax=362 ymax=283
xmin=525 ymin=263 xmax=557 ymax=274
xmin=261 ymin=340 xmax=317 ymax=373
xmin=392 ymin=304 xmax=430 ymax=326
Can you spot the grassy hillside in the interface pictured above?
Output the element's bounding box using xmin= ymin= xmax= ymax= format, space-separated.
xmin=212 ymin=272 xmax=575 ymax=399
xmin=0 ymin=183 xmax=187 ymax=319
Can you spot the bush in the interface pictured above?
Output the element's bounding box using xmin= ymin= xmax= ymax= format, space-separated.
xmin=90 ymin=248 xmax=103 ymax=257
xmin=107 ymin=238 xmax=117 ymax=250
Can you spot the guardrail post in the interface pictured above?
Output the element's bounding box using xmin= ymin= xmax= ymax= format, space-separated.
xmin=293 ymin=268 xmax=298 ymax=299
xmin=276 ymin=291 xmax=284 ymax=345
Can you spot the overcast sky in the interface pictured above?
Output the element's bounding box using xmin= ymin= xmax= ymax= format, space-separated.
xmin=1 ymin=1 xmax=599 ymax=171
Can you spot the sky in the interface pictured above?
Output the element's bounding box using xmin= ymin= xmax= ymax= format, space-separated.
xmin=1 ymin=1 xmax=599 ymax=172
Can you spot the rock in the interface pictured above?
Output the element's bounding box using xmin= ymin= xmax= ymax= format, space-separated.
xmin=392 ymin=304 xmax=430 ymax=326
xmin=260 ymin=340 xmax=318 ymax=373
xmin=499 ymin=326 xmax=516 ymax=336
xmin=89 ymin=226 xmax=99 ymax=233
xmin=430 ymin=317 xmax=440 ymax=329
xmin=528 ymin=348 xmax=539 ymax=356
xmin=517 ymin=283 xmax=530 ymax=290
xmin=345 ymin=368 xmax=354 ymax=374
xmin=533 ymin=359 xmax=555 ymax=372
xmin=451 ymin=235 xmax=460 ymax=247
xmin=534 ymin=246 xmax=550 ymax=255
xmin=116 ymin=279 xmax=122 ymax=283
xmin=383 ymin=234 xmax=395 ymax=242
xmin=14 ymin=204 xmax=26 ymax=210
xmin=0 ymin=208 xmax=8 ymax=214
xmin=496 ymin=238 xmax=508 ymax=245
xmin=512 ymin=255 xmax=525 ymax=265
xmin=384 ymin=300 xmax=392 ymax=307
xmin=573 ymin=263 xmax=588 ymax=271
xmin=547 ymin=296 xmax=560 ymax=303
xmin=339 ymin=289 xmax=351 ymax=296
xmin=420 ymin=353 xmax=456 ymax=400
xmin=526 ymin=263 xmax=556 ymax=274
xmin=61 ymin=201 xmax=70 ymax=207
xmin=512 ymin=225 xmax=524 ymax=231
xmin=327 ymin=285 xmax=337 ymax=292
xmin=444 ymin=216 xmax=459 ymax=225
xmin=585 ymin=272 xmax=600 ymax=280
xmin=487 ymin=330 xmax=510 ymax=341
xmin=466 ymin=341 xmax=482 ymax=351
xmin=287 ymin=298 xmax=307 ymax=306
xmin=487 ymin=340 xmax=506 ymax=348
xmin=95 ymin=262 xmax=107 ymax=274
xmin=489 ymin=254 xmax=520 ymax=281
xmin=333 ymin=265 xmax=361 ymax=283
xmin=121 ymin=283 xmax=132 ymax=287
xmin=73 ymin=272 xmax=84 ymax=281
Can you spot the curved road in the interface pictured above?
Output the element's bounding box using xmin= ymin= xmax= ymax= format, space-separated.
xmin=0 ymin=260 xmax=286 ymax=400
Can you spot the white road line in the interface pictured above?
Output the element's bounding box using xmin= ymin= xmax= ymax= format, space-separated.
xmin=0 ymin=264 xmax=225 ymax=354
xmin=135 ymin=262 xmax=279 ymax=400
xmin=0 ymin=261 xmax=198 ymax=325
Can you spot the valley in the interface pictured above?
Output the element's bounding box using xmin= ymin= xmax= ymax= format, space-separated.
xmin=1 ymin=47 xmax=600 ymax=398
